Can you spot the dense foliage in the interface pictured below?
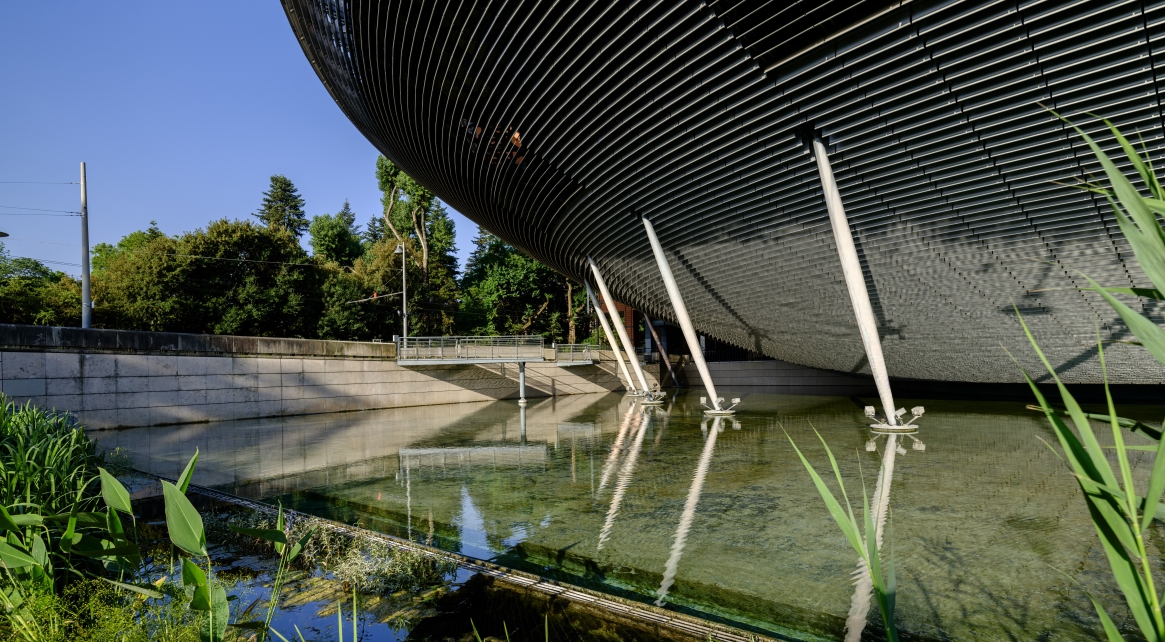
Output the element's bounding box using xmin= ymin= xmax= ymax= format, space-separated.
xmin=3 ymin=163 xmax=600 ymax=344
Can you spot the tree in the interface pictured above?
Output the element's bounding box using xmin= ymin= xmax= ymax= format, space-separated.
xmin=0 ymin=244 xmax=81 ymax=326
xmin=375 ymin=156 xmax=437 ymax=277
xmin=255 ymin=174 xmax=308 ymax=238
xmin=93 ymin=219 xmax=321 ymax=337
xmin=308 ymin=200 xmax=363 ymax=266
xmin=459 ymin=226 xmax=570 ymax=338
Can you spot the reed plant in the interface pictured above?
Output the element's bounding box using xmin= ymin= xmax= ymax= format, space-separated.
xmin=1014 ymin=111 xmax=1165 ymax=641
xmin=785 ymin=429 xmax=898 ymax=642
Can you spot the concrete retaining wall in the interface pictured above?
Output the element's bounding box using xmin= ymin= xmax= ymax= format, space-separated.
xmin=0 ymin=325 xmax=645 ymax=429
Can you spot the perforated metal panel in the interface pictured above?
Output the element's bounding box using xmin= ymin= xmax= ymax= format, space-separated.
xmin=282 ymin=0 xmax=1165 ymax=383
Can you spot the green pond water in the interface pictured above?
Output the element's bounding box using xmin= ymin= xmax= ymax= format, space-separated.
xmin=94 ymin=390 xmax=1165 ymax=641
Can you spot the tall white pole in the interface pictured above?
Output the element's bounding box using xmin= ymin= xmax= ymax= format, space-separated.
xmin=587 ymin=282 xmax=636 ymax=392
xmin=811 ymin=138 xmax=898 ymax=425
xmin=640 ymin=217 xmax=722 ymax=410
xmin=79 ymin=162 xmax=91 ymax=329
xmin=401 ymin=244 xmax=408 ymax=338
xmin=588 ymin=258 xmax=651 ymax=394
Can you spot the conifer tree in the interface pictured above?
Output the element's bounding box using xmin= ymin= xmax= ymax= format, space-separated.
xmin=255 ymin=174 xmax=308 ymax=238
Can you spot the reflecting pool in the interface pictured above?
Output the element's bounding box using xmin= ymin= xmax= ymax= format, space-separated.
xmin=95 ymin=391 xmax=1165 ymax=641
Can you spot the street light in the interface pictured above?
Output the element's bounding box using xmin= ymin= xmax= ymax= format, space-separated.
xmin=394 ymin=243 xmax=407 ymax=339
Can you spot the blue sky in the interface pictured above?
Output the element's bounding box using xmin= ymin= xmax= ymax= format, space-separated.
xmin=0 ymin=3 xmax=477 ymax=275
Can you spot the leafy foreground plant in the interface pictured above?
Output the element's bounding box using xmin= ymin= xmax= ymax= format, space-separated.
xmin=785 ymin=428 xmax=897 ymax=642
xmin=1015 ymin=111 xmax=1165 ymax=641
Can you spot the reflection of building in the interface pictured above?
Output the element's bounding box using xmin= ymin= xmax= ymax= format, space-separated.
xmin=282 ymin=0 xmax=1165 ymax=384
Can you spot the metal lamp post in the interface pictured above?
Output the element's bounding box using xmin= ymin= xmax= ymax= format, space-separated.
xmin=395 ymin=243 xmax=407 ymax=338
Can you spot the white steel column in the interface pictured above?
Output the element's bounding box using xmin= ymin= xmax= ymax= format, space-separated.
xmin=587 ymin=282 xmax=637 ymax=393
xmin=518 ymin=361 xmax=527 ymax=405
xmin=640 ymin=217 xmax=723 ymax=411
xmin=587 ymin=258 xmax=652 ymax=394
xmin=812 ymin=138 xmax=898 ymax=425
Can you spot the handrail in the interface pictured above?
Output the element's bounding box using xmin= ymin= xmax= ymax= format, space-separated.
xmin=554 ymin=343 xmax=598 ymax=363
xmin=397 ymin=335 xmax=544 ymax=361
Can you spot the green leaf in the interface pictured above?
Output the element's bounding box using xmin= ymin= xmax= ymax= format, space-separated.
xmin=0 ymin=542 xmax=39 ymax=569
xmin=103 ymin=578 xmax=164 ymax=600
xmin=1084 ymin=272 xmax=1165 ymax=369
xmin=1088 ymin=592 xmax=1128 ymax=642
xmin=0 ymin=506 xmax=21 ymax=533
xmin=199 ymin=583 xmax=229 ymax=642
xmin=228 ymin=525 xmax=287 ymax=545
xmin=784 ymin=432 xmax=864 ymax=556
xmin=9 ymin=515 xmax=41 ymax=528
xmin=274 ymin=503 xmax=285 ymax=555
xmin=42 ymin=512 xmax=107 ymax=527
xmin=178 ymin=449 xmax=199 ymax=494
xmin=163 ymin=481 xmax=206 ymax=557
xmin=1087 ymin=286 xmax=1165 ymax=301
xmin=183 ymin=558 xmax=211 ymax=611
xmin=99 ymin=467 xmax=133 ymax=515
xmin=288 ymin=527 xmax=315 ymax=563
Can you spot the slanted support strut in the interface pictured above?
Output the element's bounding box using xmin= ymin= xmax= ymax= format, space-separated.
xmin=588 ymin=258 xmax=652 ymax=395
xmin=518 ymin=361 xmax=527 ymax=406
xmin=640 ymin=216 xmax=727 ymax=413
xmin=811 ymin=137 xmax=899 ymax=426
xmin=587 ymin=282 xmax=637 ymax=393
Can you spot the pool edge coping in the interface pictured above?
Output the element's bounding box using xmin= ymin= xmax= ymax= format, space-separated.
xmin=136 ymin=470 xmax=812 ymax=642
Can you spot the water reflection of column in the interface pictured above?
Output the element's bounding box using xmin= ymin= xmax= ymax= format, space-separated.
xmin=597 ymin=410 xmax=651 ymax=550
xmin=598 ymin=404 xmax=639 ymax=491
xmin=520 ymin=404 xmax=527 ymax=445
xmin=655 ymin=417 xmax=720 ymax=605
xmin=406 ymin=456 xmax=413 ymax=541
xmin=845 ymin=434 xmax=898 ymax=642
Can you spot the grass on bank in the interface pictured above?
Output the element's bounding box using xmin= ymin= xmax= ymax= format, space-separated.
xmin=0 ymin=396 xmax=455 ymax=642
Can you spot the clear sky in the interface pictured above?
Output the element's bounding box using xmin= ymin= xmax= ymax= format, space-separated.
xmin=0 ymin=3 xmax=477 ymax=275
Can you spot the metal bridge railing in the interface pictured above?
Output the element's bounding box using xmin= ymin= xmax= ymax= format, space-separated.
xmin=554 ymin=343 xmax=598 ymax=363
xmin=397 ymin=335 xmax=544 ymax=361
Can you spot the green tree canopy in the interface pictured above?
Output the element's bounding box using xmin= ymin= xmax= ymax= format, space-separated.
xmin=0 ymin=244 xmax=80 ymax=326
xmin=254 ymin=174 xmax=308 ymax=238
xmin=93 ymin=219 xmax=321 ymax=337
xmin=309 ymin=200 xmax=363 ymax=266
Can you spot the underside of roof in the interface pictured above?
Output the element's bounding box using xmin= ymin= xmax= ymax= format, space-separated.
xmin=282 ymin=0 xmax=1165 ymax=384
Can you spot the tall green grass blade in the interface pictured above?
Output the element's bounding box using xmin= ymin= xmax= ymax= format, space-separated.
xmin=1089 ymin=593 xmax=1129 ymax=642
xmin=784 ymin=433 xmax=863 ymax=554
xmin=1082 ymin=272 xmax=1165 ymax=367
xmin=163 ymin=481 xmax=206 ymax=557
xmin=102 ymin=578 xmax=163 ymax=599
xmin=228 ymin=526 xmax=287 ymax=545
xmin=1013 ymin=310 xmax=1119 ymax=488
xmin=1055 ymin=110 xmax=1165 ymax=291
xmin=98 ymin=467 xmax=132 ymax=515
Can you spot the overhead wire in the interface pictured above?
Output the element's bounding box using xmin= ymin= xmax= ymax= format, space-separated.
xmin=0 ymin=181 xmax=78 ymax=185
xmin=0 ymin=205 xmax=80 ymax=215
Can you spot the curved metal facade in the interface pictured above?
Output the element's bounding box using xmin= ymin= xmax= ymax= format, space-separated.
xmin=282 ymin=0 xmax=1165 ymax=384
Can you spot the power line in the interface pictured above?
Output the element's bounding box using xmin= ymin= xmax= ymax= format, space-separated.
xmin=8 ymin=256 xmax=81 ymax=268
xmin=0 ymin=205 xmax=80 ymax=215
xmin=0 ymin=181 xmax=78 ymax=185
xmin=5 ymin=238 xmax=78 ymax=247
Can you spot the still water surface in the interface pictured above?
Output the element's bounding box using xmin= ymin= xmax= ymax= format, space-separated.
xmin=95 ymin=391 xmax=1165 ymax=641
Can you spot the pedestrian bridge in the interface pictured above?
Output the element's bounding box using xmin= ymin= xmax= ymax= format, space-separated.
xmin=554 ymin=343 xmax=599 ymax=367
xmin=396 ymin=336 xmax=545 ymax=366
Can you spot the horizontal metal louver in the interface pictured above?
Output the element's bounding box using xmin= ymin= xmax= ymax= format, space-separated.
xmin=281 ymin=0 xmax=1165 ymax=383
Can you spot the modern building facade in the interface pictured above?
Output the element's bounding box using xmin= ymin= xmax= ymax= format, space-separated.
xmin=282 ymin=0 xmax=1165 ymax=384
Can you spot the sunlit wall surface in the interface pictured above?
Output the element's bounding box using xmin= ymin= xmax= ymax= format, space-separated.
xmin=281 ymin=0 xmax=1165 ymax=384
